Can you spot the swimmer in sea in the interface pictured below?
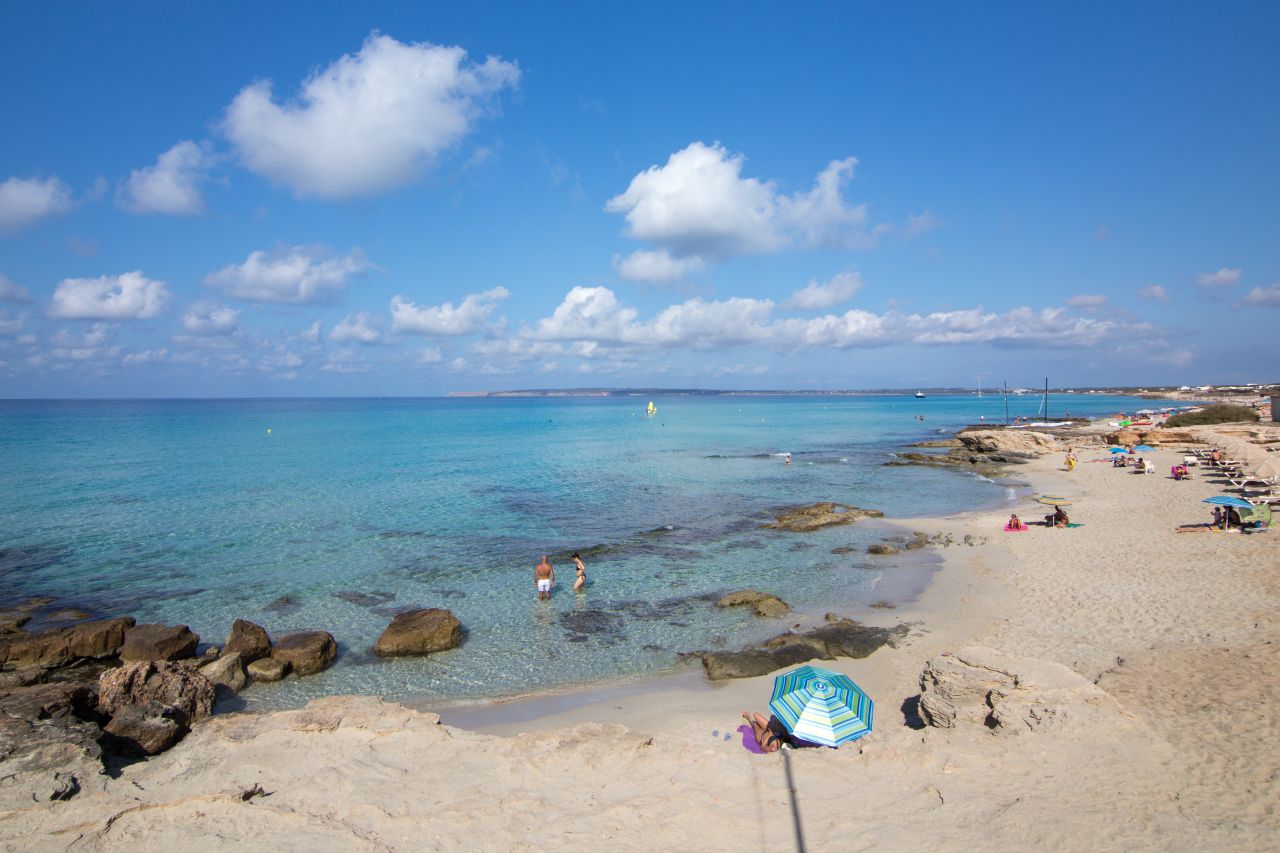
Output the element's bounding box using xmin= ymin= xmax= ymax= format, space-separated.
xmin=535 ymin=555 xmax=555 ymax=601
xmin=572 ymin=552 xmax=586 ymax=592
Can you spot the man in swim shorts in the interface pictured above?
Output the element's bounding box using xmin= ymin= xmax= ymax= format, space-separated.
xmin=535 ymin=555 xmax=555 ymax=601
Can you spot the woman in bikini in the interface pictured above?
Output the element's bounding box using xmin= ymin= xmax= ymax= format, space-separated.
xmin=572 ymin=552 xmax=586 ymax=592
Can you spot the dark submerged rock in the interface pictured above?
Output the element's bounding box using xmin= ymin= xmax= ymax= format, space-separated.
xmin=764 ymin=502 xmax=884 ymax=532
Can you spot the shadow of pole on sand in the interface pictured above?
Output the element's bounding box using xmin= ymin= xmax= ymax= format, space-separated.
xmin=782 ymin=749 xmax=807 ymax=853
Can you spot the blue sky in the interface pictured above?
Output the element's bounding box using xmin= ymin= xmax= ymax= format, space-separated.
xmin=0 ymin=2 xmax=1276 ymax=396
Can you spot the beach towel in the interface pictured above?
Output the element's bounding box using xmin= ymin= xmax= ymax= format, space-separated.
xmin=1065 ymin=523 xmax=1084 ymax=528
xmin=1003 ymin=524 xmax=1028 ymax=532
xmin=738 ymin=724 xmax=766 ymax=754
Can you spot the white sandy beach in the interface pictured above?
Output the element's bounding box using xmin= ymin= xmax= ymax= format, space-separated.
xmin=3 ymin=438 xmax=1277 ymax=851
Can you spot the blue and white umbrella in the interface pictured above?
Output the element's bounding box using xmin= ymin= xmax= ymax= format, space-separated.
xmin=1202 ymin=495 xmax=1254 ymax=509
xmin=769 ymin=665 xmax=873 ymax=747
xmin=1134 ymin=444 xmax=1156 ymax=452
xmin=1109 ymin=447 xmax=1128 ymax=454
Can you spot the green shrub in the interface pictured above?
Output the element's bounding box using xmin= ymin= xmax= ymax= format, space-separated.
xmin=1165 ymin=404 xmax=1260 ymax=427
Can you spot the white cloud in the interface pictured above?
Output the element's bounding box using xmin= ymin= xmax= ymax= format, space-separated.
xmin=206 ymin=245 xmax=369 ymax=304
xmin=0 ymin=273 xmax=31 ymax=303
xmin=1196 ymin=267 xmax=1241 ymax=288
xmin=902 ymin=211 xmax=939 ymax=238
xmin=181 ymin=300 xmax=240 ymax=335
xmin=0 ymin=310 xmax=26 ymax=336
xmin=605 ymin=142 xmax=880 ymax=263
xmin=123 ymin=348 xmax=168 ymax=366
xmin=49 ymin=323 xmax=121 ymax=362
xmin=119 ymin=140 xmax=216 ymax=215
xmin=49 ymin=271 xmax=170 ymax=320
xmin=1242 ymin=283 xmax=1280 ymax=307
xmin=300 ymin=320 xmax=322 ymax=344
xmin=222 ymin=33 xmax=519 ymax=198
xmin=330 ymin=311 xmax=385 ymax=343
xmin=0 ymin=176 xmax=74 ymax=233
xmin=612 ymin=249 xmax=706 ymax=283
xmin=528 ymin=286 xmax=1146 ymax=354
xmin=390 ymin=286 xmax=508 ymax=335
xmin=1138 ymin=284 xmax=1168 ymax=302
xmin=783 ymin=272 xmax=864 ymax=310
xmin=1065 ymin=294 xmax=1108 ymax=311
xmin=415 ymin=346 xmax=443 ymax=364
xmin=320 ymin=347 xmax=370 ymax=373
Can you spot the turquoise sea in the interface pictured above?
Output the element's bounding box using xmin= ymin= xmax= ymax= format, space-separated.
xmin=0 ymin=393 xmax=1168 ymax=709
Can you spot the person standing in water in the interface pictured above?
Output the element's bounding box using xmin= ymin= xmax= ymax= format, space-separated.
xmin=572 ymin=552 xmax=586 ymax=592
xmin=534 ymin=555 xmax=555 ymax=601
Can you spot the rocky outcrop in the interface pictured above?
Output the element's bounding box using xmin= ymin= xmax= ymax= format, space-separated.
xmin=867 ymin=543 xmax=900 ymax=555
xmin=102 ymin=706 xmax=185 ymax=756
xmin=271 ymin=631 xmax=337 ymax=676
xmin=0 ymin=616 xmax=135 ymax=670
xmin=764 ymin=502 xmax=884 ymax=532
xmin=98 ymin=661 xmax=214 ymax=729
xmin=223 ymin=619 xmax=271 ymax=663
xmin=692 ymin=619 xmax=907 ymax=680
xmin=374 ymin=609 xmax=462 ymax=657
xmin=246 ymin=657 xmax=289 ymax=682
xmin=957 ymin=430 xmax=1058 ymax=455
xmin=0 ymin=681 xmax=106 ymax=809
xmin=917 ymin=646 xmax=1128 ymax=735
xmin=715 ymin=590 xmax=790 ymax=618
xmin=120 ymin=623 xmax=199 ymax=662
xmin=199 ymin=652 xmax=247 ymax=692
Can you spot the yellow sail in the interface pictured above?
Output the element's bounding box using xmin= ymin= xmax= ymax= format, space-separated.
xmin=646 ymin=401 xmax=656 ymax=416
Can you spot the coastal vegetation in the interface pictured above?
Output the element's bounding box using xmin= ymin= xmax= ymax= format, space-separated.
xmin=1165 ymin=404 xmax=1260 ymax=427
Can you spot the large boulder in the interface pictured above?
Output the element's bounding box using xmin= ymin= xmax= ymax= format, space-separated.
xmin=120 ymin=623 xmax=199 ymax=662
xmin=0 ymin=616 xmax=135 ymax=670
xmin=246 ymin=657 xmax=289 ymax=682
xmin=957 ymin=430 xmax=1057 ymax=455
xmin=198 ymin=652 xmax=247 ymax=693
xmin=102 ymin=705 xmax=184 ymax=756
xmin=98 ymin=660 xmax=214 ymax=726
xmin=715 ymin=590 xmax=790 ymax=618
xmin=223 ymin=619 xmax=271 ymax=663
xmin=764 ymin=502 xmax=884 ymax=532
xmin=271 ymin=631 xmax=336 ymax=676
xmin=918 ymin=646 xmax=1127 ymax=735
xmin=374 ymin=609 xmax=462 ymax=657
xmin=694 ymin=620 xmax=907 ymax=680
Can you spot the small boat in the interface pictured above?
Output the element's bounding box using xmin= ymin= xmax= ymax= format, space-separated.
xmin=914 ymin=391 xmax=925 ymax=399
xmin=646 ymin=401 xmax=657 ymax=416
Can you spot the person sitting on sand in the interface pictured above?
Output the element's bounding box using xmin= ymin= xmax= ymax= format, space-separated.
xmin=534 ymin=555 xmax=555 ymax=601
xmin=1134 ymin=457 xmax=1149 ymax=473
xmin=1044 ymin=507 xmax=1069 ymax=527
xmin=742 ymin=712 xmax=818 ymax=753
xmin=1007 ymin=513 xmax=1028 ymax=531
xmin=572 ymin=552 xmax=586 ymax=592
xmin=1212 ymin=507 xmax=1224 ymax=529
xmin=1113 ymin=454 xmax=1128 ymax=468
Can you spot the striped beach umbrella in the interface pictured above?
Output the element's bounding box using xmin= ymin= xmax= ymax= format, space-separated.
xmin=1035 ymin=496 xmax=1072 ymax=507
xmin=769 ymin=665 xmax=873 ymax=747
xmin=1202 ymin=495 xmax=1254 ymax=509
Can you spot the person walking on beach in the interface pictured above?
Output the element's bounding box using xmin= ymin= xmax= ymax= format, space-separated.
xmin=535 ymin=555 xmax=555 ymax=601
xmin=572 ymin=552 xmax=587 ymax=592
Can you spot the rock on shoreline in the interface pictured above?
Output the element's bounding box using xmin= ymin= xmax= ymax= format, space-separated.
xmin=715 ymin=590 xmax=790 ymax=618
xmin=374 ymin=609 xmax=463 ymax=657
xmin=690 ymin=618 xmax=908 ymax=680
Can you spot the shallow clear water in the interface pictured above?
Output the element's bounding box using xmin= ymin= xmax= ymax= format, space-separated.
xmin=0 ymin=393 xmax=1168 ymax=708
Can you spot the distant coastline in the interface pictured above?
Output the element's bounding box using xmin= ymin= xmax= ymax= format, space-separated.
xmin=446 ymin=384 xmax=1276 ymax=400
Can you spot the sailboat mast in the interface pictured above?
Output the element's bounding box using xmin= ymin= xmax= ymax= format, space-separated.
xmin=1043 ymin=378 xmax=1049 ymax=422
xmin=1004 ymin=381 xmax=1009 ymax=425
